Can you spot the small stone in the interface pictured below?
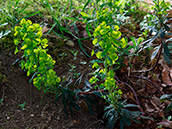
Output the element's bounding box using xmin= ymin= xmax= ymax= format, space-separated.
xmin=30 ymin=114 xmax=34 ymax=117
xmin=16 ymin=110 xmax=20 ymax=112
xmin=66 ymin=121 xmax=74 ymax=127
xmin=7 ymin=116 xmax=10 ymax=120
xmin=48 ymin=116 xmax=51 ymax=121
xmin=66 ymin=40 xmax=74 ymax=47
xmin=56 ymin=116 xmax=60 ymax=120
xmin=41 ymin=113 xmax=45 ymax=118
xmin=161 ymin=83 xmax=167 ymax=87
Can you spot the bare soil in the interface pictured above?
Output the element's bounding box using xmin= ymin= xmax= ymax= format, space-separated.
xmin=0 ymin=41 xmax=106 ymax=129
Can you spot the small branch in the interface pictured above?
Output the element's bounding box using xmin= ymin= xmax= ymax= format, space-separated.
xmin=6 ymin=83 xmax=17 ymax=101
xmin=120 ymin=26 xmax=135 ymax=36
xmin=43 ymin=34 xmax=59 ymax=39
xmin=132 ymin=44 xmax=162 ymax=73
xmin=77 ymin=89 xmax=108 ymax=95
xmin=130 ymin=75 xmax=164 ymax=95
xmin=86 ymin=119 xmax=104 ymax=129
xmin=115 ymin=75 xmax=143 ymax=113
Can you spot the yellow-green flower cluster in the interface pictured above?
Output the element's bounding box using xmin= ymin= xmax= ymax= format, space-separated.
xmin=92 ymin=21 xmax=127 ymax=64
xmin=14 ymin=19 xmax=43 ymax=41
xmin=96 ymin=8 xmax=114 ymax=24
xmin=14 ymin=18 xmax=61 ymax=93
xmin=90 ymin=20 xmax=126 ymax=103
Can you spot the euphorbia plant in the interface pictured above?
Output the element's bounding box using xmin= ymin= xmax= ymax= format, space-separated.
xmin=90 ymin=21 xmax=148 ymax=129
xmin=14 ymin=18 xmax=61 ymax=93
xmin=140 ymin=0 xmax=171 ymax=65
xmin=14 ymin=19 xmax=92 ymax=116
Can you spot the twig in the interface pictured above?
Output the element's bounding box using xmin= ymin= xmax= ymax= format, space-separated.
xmin=30 ymin=84 xmax=33 ymax=106
xmin=130 ymin=75 xmax=164 ymax=95
xmin=86 ymin=119 xmax=104 ymax=129
xmin=43 ymin=34 xmax=59 ymax=39
xmin=115 ymin=75 xmax=143 ymax=113
xmin=132 ymin=41 xmax=162 ymax=73
xmin=81 ymin=41 xmax=92 ymax=52
xmin=6 ymin=83 xmax=17 ymax=101
xmin=120 ymin=26 xmax=135 ymax=36
xmin=77 ymin=89 xmax=108 ymax=95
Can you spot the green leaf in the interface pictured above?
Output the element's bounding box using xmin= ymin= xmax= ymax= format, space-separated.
xmin=92 ymin=91 xmax=107 ymax=97
xmin=14 ymin=39 xmax=19 ymax=45
xmin=160 ymin=30 xmax=165 ymax=38
xmin=78 ymin=39 xmax=90 ymax=58
xmin=55 ymin=93 xmax=61 ymax=107
xmin=29 ymin=72 xmax=38 ymax=83
xmin=131 ymin=118 xmax=141 ymax=124
xmin=0 ymin=31 xmax=3 ymax=39
xmin=122 ymin=109 xmax=131 ymax=117
xmin=108 ymin=115 xmax=114 ymax=129
xmin=93 ymin=38 xmax=98 ymax=45
xmin=80 ymin=12 xmax=89 ymax=18
xmin=163 ymin=41 xmax=170 ymax=58
xmin=96 ymin=51 xmax=103 ymax=59
xmin=160 ymin=94 xmax=171 ymax=102
xmin=71 ymin=101 xmax=81 ymax=111
xmin=14 ymin=9 xmax=45 ymax=26
xmin=62 ymin=95 xmax=68 ymax=116
xmin=124 ymin=104 xmax=139 ymax=108
xmin=3 ymin=30 xmax=11 ymax=36
xmin=108 ymin=70 xmax=115 ymax=78
xmin=81 ymin=0 xmax=91 ymax=12
xmin=0 ymin=22 xmax=8 ymax=27
xmin=122 ymin=115 xmax=131 ymax=126
xmin=86 ymin=24 xmax=92 ymax=37
xmin=52 ymin=16 xmax=64 ymax=35
xmin=21 ymin=44 xmax=27 ymax=50
xmin=163 ymin=52 xmax=171 ymax=64
xmin=14 ymin=47 xmax=19 ymax=54
xmin=166 ymin=103 xmax=172 ymax=112
xmin=163 ymin=24 xmax=170 ymax=31
xmin=69 ymin=102 xmax=74 ymax=116
xmin=120 ymin=118 xmax=124 ymax=129
xmin=85 ymin=100 xmax=93 ymax=114
xmin=130 ymin=36 xmax=136 ymax=46
xmin=109 ymin=53 xmax=118 ymax=62
xmin=73 ymin=22 xmax=79 ymax=36
xmin=151 ymin=45 xmax=161 ymax=61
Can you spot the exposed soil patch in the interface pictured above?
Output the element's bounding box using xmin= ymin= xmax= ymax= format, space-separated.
xmin=0 ymin=43 xmax=105 ymax=129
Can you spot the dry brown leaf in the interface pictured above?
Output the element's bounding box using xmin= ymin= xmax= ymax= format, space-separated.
xmin=137 ymin=88 xmax=149 ymax=97
xmin=167 ymin=10 xmax=172 ymax=18
xmin=157 ymin=110 xmax=164 ymax=118
xmin=157 ymin=120 xmax=172 ymax=128
xmin=152 ymin=95 xmax=161 ymax=106
xmin=170 ymin=68 xmax=172 ymax=79
xmin=144 ymin=103 xmax=155 ymax=113
xmin=145 ymin=80 xmax=157 ymax=94
xmin=42 ymin=26 xmax=50 ymax=34
xmin=150 ymin=100 xmax=159 ymax=111
xmin=162 ymin=69 xmax=172 ymax=86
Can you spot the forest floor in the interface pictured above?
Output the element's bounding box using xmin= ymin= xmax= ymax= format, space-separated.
xmin=0 ymin=1 xmax=172 ymax=129
xmin=0 ymin=33 xmax=172 ymax=129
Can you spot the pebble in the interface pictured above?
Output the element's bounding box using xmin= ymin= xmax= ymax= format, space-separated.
xmin=6 ymin=116 xmax=10 ymax=120
xmin=66 ymin=40 xmax=74 ymax=47
xmin=30 ymin=114 xmax=34 ymax=117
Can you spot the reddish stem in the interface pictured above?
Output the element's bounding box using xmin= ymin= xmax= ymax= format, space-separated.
xmin=115 ymin=75 xmax=144 ymax=113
